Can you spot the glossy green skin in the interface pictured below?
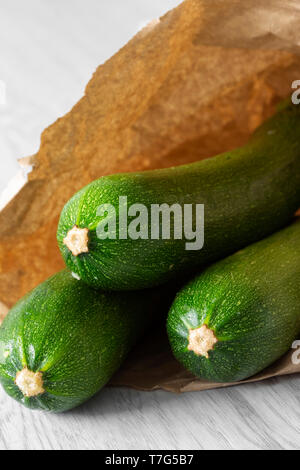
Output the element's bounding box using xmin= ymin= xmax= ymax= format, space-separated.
xmin=57 ymin=103 xmax=300 ymax=290
xmin=0 ymin=270 xmax=161 ymax=412
xmin=167 ymin=221 xmax=300 ymax=383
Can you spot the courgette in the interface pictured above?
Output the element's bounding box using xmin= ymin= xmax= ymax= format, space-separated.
xmin=0 ymin=270 xmax=164 ymax=412
xmin=167 ymin=220 xmax=300 ymax=383
xmin=57 ymin=102 xmax=300 ymax=290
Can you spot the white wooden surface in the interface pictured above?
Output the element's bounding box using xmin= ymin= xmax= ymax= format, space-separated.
xmin=1 ymin=0 xmax=300 ymax=450
xmin=1 ymin=376 xmax=300 ymax=450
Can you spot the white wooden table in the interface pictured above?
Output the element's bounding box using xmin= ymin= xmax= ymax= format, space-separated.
xmin=1 ymin=0 xmax=299 ymax=450
xmin=1 ymin=376 xmax=300 ymax=450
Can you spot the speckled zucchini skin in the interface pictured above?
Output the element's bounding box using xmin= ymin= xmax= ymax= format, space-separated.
xmin=167 ymin=221 xmax=300 ymax=383
xmin=57 ymin=103 xmax=300 ymax=290
xmin=0 ymin=270 xmax=162 ymax=412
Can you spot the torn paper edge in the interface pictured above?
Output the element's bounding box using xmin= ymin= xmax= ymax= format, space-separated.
xmin=0 ymin=156 xmax=34 ymax=212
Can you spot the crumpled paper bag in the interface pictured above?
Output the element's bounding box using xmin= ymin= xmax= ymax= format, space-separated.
xmin=1 ymin=0 xmax=300 ymax=392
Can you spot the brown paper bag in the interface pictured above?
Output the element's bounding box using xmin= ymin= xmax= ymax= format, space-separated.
xmin=1 ymin=0 xmax=300 ymax=392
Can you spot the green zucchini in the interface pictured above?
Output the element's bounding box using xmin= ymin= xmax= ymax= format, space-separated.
xmin=57 ymin=102 xmax=300 ymax=290
xmin=0 ymin=270 xmax=165 ymax=412
xmin=167 ymin=220 xmax=300 ymax=383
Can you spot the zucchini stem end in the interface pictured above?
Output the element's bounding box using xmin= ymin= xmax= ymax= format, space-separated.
xmin=15 ymin=367 xmax=45 ymax=398
xmin=63 ymin=225 xmax=89 ymax=256
xmin=188 ymin=325 xmax=218 ymax=358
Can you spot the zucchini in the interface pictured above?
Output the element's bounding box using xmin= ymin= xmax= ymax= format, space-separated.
xmin=0 ymin=270 xmax=163 ymax=412
xmin=167 ymin=220 xmax=300 ymax=383
xmin=57 ymin=102 xmax=300 ymax=290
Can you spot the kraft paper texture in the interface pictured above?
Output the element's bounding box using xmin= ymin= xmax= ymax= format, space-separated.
xmin=1 ymin=0 xmax=300 ymax=392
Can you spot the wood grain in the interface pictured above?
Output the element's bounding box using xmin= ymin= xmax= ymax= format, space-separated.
xmin=1 ymin=376 xmax=300 ymax=450
xmin=1 ymin=0 xmax=300 ymax=450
